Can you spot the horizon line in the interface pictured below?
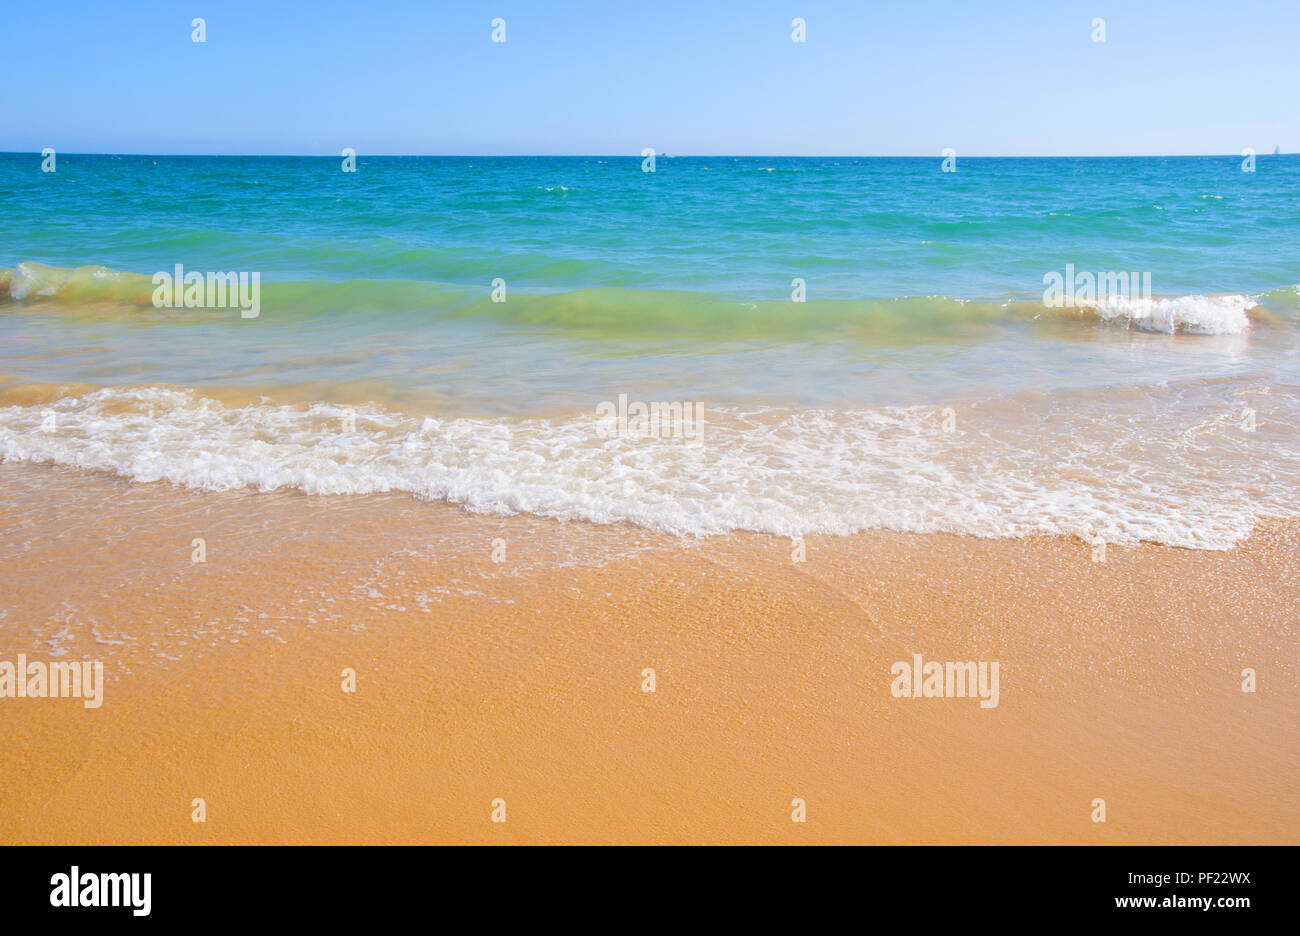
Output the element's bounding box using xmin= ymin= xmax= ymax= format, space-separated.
xmin=3 ymin=150 xmax=1292 ymax=159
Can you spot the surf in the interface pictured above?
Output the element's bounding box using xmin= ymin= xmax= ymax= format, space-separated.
xmin=1 ymin=261 xmax=1283 ymax=339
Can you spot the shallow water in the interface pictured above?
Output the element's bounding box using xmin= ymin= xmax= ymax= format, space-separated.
xmin=2 ymin=154 xmax=1298 ymax=546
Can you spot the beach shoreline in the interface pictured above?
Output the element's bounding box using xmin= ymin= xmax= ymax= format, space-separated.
xmin=1 ymin=464 xmax=1295 ymax=845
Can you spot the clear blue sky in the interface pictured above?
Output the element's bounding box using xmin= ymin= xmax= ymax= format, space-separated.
xmin=8 ymin=0 xmax=1297 ymax=156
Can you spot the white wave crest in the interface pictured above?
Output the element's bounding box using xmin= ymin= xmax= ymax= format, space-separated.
xmin=1084 ymin=294 xmax=1257 ymax=335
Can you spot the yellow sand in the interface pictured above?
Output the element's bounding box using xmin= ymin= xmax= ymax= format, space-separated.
xmin=0 ymin=465 xmax=1295 ymax=844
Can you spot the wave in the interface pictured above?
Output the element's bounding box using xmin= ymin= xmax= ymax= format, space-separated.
xmin=3 ymin=385 xmax=1296 ymax=549
xmin=1080 ymin=293 xmax=1259 ymax=335
xmin=2 ymin=262 xmax=151 ymax=304
xmin=3 ymin=262 xmax=1292 ymax=339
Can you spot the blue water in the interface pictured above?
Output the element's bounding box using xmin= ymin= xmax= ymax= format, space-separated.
xmin=2 ymin=153 xmax=1298 ymax=547
xmin=3 ymin=154 xmax=1299 ymax=299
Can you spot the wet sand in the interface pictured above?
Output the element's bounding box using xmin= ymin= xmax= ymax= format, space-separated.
xmin=0 ymin=463 xmax=1296 ymax=844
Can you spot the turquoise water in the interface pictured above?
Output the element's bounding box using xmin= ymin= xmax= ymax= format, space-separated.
xmin=1 ymin=154 xmax=1298 ymax=546
xmin=3 ymin=154 xmax=1299 ymax=298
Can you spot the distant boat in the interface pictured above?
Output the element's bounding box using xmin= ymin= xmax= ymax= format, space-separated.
xmin=1274 ymin=145 xmax=1281 ymax=155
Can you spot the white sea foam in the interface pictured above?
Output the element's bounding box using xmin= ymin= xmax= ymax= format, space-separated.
xmin=2 ymin=386 xmax=1295 ymax=549
xmin=1084 ymin=294 xmax=1257 ymax=335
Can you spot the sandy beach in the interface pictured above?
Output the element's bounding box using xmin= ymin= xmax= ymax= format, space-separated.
xmin=1 ymin=462 xmax=1294 ymax=845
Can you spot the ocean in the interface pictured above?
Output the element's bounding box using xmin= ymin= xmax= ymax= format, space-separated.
xmin=2 ymin=153 xmax=1298 ymax=548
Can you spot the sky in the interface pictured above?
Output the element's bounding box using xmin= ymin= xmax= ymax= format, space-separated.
xmin=7 ymin=0 xmax=1298 ymax=156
